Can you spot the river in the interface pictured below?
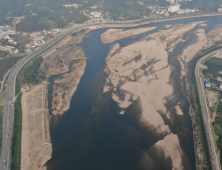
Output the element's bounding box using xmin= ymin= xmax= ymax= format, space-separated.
xmin=46 ymin=16 xmax=222 ymax=170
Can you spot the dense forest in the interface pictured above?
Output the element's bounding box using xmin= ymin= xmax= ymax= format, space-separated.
xmin=22 ymin=57 xmax=45 ymax=84
xmin=181 ymin=0 xmax=222 ymax=11
xmin=0 ymin=0 xmax=168 ymax=32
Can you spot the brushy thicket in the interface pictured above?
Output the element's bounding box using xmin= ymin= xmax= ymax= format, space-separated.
xmin=0 ymin=57 xmax=22 ymax=80
xmin=202 ymin=57 xmax=222 ymax=78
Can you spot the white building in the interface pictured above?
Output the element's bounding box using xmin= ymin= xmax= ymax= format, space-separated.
xmin=168 ymin=5 xmax=180 ymax=12
xmin=166 ymin=0 xmax=175 ymax=3
xmin=91 ymin=12 xmax=101 ymax=18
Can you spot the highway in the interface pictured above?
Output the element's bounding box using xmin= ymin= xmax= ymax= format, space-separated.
xmin=195 ymin=49 xmax=222 ymax=170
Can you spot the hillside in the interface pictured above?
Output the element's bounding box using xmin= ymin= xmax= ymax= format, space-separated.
xmin=0 ymin=0 xmax=168 ymax=32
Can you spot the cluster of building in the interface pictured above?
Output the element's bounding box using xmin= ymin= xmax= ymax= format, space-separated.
xmin=0 ymin=26 xmax=20 ymax=54
xmin=82 ymin=10 xmax=113 ymax=22
xmin=0 ymin=24 xmax=63 ymax=55
xmin=205 ymin=81 xmax=222 ymax=91
xmin=147 ymin=4 xmax=197 ymax=19
xmin=25 ymin=29 xmax=61 ymax=50
xmin=62 ymin=3 xmax=81 ymax=8
xmin=29 ymin=40 xmax=45 ymax=48
xmin=0 ymin=26 xmax=16 ymax=40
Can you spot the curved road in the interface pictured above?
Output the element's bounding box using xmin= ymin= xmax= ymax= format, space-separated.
xmin=195 ymin=49 xmax=222 ymax=170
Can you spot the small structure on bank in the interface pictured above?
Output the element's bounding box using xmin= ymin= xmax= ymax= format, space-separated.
xmin=218 ymin=84 xmax=222 ymax=91
xmin=204 ymin=81 xmax=211 ymax=88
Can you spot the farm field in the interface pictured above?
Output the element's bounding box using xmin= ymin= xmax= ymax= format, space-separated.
xmin=0 ymin=50 xmax=9 ymax=58
xmin=202 ymin=57 xmax=222 ymax=78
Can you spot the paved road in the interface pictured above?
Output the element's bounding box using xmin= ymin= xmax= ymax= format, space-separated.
xmin=195 ymin=49 xmax=222 ymax=170
xmin=0 ymin=19 xmax=146 ymax=170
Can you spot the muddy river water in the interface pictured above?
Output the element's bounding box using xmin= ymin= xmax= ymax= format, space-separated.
xmin=46 ymin=16 xmax=222 ymax=170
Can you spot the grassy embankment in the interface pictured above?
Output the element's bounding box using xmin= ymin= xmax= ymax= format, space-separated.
xmin=201 ymin=55 xmax=222 ymax=166
xmin=0 ymin=50 xmax=9 ymax=58
xmin=0 ymin=106 xmax=3 ymax=153
xmin=0 ymin=91 xmax=7 ymax=101
xmin=202 ymin=57 xmax=222 ymax=78
xmin=188 ymin=44 xmax=222 ymax=169
xmin=188 ymin=42 xmax=222 ymax=169
xmin=10 ymin=93 xmax=22 ymax=170
xmin=203 ymin=57 xmax=222 ymax=167
xmin=15 ymin=57 xmax=45 ymax=95
xmin=0 ymin=57 xmax=22 ymax=80
xmin=11 ymin=56 xmax=45 ymax=169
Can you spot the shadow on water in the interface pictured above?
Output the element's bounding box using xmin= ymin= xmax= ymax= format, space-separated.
xmin=46 ymin=16 xmax=222 ymax=170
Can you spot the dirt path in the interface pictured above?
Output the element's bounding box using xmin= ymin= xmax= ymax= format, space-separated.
xmin=21 ymin=83 xmax=52 ymax=170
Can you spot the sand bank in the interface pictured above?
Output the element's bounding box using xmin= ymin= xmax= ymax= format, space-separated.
xmin=102 ymin=21 xmax=220 ymax=169
xmin=100 ymin=27 xmax=156 ymax=43
xmin=42 ymin=33 xmax=88 ymax=115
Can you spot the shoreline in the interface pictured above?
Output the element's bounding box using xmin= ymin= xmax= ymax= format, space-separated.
xmin=140 ymin=13 xmax=222 ymax=25
xmin=88 ymin=13 xmax=222 ymax=30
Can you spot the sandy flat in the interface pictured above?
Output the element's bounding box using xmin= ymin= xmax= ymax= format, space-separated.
xmin=52 ymin=59 xmax=86 ymax=115
xmin=102 ymin=21 xmax=221 ymax=169
xmin=182 ymin=29 xmax=207 ymax=63
xmin=100 ymin=27 xmax=156 ymax=43
xmin=153 ymin=134 xmax=183 ymax=170
xmin=21 ymin=83 xmax=52 ymax=170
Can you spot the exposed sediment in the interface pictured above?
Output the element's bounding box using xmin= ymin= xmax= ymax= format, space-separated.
xmin=100 ymin=27 xmax=156 ymax=44
xmin=44 ymin=35 xmax=88 ymax=115
xmin=21 ymin=83 xmax=52 ymax=170
xmin=102 ymin=21 xmax=217 ymax=169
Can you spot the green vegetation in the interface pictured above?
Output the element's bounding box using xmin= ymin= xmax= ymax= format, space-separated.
xmin=64 ymin=86 xmax=69 ymax=91
xmin=71 ymin=29 xmax=87 ymax=37
xmin=11 ymin=53 xmax=26 ymax=58
xmin=62 ymin=92 xmax=65 ymax=99
xmin=0 ymin=50 xmax=9 ymax=58
xmin=202 ymin=57 xmax=222 ymax=78
xmin=0 ymin=106 xmax=3 ymax=154
xmin=22 ymin=57 xmax=45 ymax=84
xmin=196 ymin=45 xmax=222 ymax=168
xmin=0 ymin=91 xmax=7 ymax=101
xmin=0 ymin=0 xmax=169 ymax=32
xmin=55 ymin=75 xmax=63 ymax=80
xmin=210 ymin=99 xmax=219 ymax=118
xmin=203 ymin=57 xmax=222 ymax=161
xmin=15 ymin=57 xmax=45 ymax=95
xmin=10 ymin=93 xmax=22 ymax=170
xmin=0 ymin=57 xmax=22 ymax=80
xmin=54 ymin=100 xmax=58 ymax=105
xmin=188 ymin=46 xmax=222 ymax=169
xmin=74 ymin=60 xmax=80 ymax=64
xmin=15 ymin=76 xmax=22 ymax=96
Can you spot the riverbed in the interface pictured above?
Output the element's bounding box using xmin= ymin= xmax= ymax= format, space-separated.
xmin=46 ymin=16 xmax=222 ymax=170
